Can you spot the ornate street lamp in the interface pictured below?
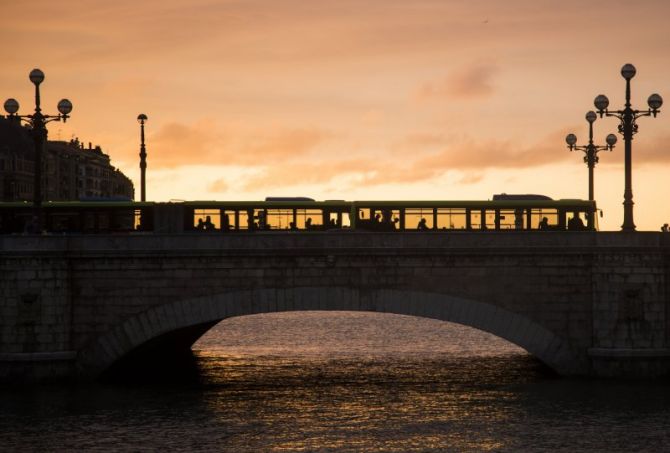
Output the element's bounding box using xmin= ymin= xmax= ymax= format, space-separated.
xmin=137 ymin=113 xmax=148 ymax=202
xmin=3 ymin=69 xmax=72 ymax=232
xmin=565 ymin=111 xmax=617 ymax=202
xmin=593 ymin=63 xmax=662 ymax=232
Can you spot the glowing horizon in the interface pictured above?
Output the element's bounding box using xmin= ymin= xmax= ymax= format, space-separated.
xmin=2 ymin=0 xmax=669 ymax=230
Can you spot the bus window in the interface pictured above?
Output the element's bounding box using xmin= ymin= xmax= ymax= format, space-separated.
xmin=134 ymin=209 xmax=143 ymax=230
xmin=484 ymin=210 xmax=495 ymax=229
xmin=340 ymin=211 xmax=351 ymax=228
xmin=531 ymin=209 xmax=558 ymax=230
xmin=359 ymin=208 xmax=399 ymax=230
xmin=381 ymin=209 xmax=400 ymax=230
xmin=193 ymin=209 xmax=220 ymax=230
xmin=237 ymin=210 xmax=251 ymax=230
xmin=267 ymin=209 xmax=294 ymax=229
xmin=297 ymin=209 xmax=323 ymax=229
xmin=405 ymin=208 xmax=434 ymax=230
xmin=436 ymin=208 xmax=466 ymax=229
xmin=358 ymin=208 xmax=371 ymax=222
xmin=567 ymin=211 xmax=587 ymax=230
xmin=470 ymin=209 xmax=494 ymax=230
xmin=498 ymin=209 xmax=525 ymax=230
xmin=135 ymin=208 xmax=154 ymax=231
xmin=325 ymin=211 xmax=345 ymax=229
xmin=221 ymin=210 xmax=234 ymax=230
xmin=253 ymin=209 xmax=269 ymax=230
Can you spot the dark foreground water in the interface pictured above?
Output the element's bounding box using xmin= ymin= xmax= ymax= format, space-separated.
xmin=2 ymin=312 xmax=670 ymax=452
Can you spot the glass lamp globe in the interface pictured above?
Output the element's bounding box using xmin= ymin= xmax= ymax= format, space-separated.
xmin=594 ymin=95 xmax=609 ymax=112
xmin=3 ymin=98 xmax=19 ymax=114
xmin=621 ymin=64 xmax=636 ymax=80
xmin=647 ymin=93 xmax=663 ymax=110
xmin=57 ymin=99 xmax=73 ymax=115
xmin=29 ymin=68 xmax=45 ymax=85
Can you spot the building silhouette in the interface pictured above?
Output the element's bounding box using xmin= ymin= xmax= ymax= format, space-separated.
xmin=0 ymin=117 xmax=134 ymax=201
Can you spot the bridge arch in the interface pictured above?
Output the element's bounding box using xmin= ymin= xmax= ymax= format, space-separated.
xmin=77 ymin=287 xmax=581 ymax=378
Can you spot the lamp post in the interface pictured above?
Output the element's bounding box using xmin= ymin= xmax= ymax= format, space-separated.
xmin=3 ymin=69 xmax=72 ymax=232
xmin=593 ymin=63 xmax=662 ymax=232
xmin=137 ymin=113 xmax=148 ymax=202
xmin=565 ymin=111 xmax=617 ymax=201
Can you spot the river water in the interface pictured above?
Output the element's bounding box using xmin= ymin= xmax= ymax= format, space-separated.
xmin=1 ymin=312 xmax=670 ymax=452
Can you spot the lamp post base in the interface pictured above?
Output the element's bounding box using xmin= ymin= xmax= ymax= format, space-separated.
xmin=621 ymin=200 xmax=636 ymax=232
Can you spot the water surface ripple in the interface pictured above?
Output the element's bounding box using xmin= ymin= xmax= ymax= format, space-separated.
xmin=1 ymin=312 xmax=669 ymax=452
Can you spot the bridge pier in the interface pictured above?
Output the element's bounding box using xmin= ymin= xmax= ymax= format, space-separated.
xmin=1 ymin=232 xmax=668 ymax=382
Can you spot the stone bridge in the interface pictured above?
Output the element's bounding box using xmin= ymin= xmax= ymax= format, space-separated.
xmin=1 ymin=232 xmax=669 ymax=381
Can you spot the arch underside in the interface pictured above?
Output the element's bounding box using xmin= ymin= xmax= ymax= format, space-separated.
xmin=78 ymin=287 xmax=583 ymax=378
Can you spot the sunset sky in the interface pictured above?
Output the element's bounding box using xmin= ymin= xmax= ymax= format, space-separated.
xmin=2 ymin=0 xmax=669 ymax=230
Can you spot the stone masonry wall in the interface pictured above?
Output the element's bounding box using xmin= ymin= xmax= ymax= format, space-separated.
xmin=0 ymin=231 xmax=668 ymax=380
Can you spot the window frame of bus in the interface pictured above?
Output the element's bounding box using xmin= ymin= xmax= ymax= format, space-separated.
xmin=296 ymin=208 xmax=324 ymax=230
xmin=404 ymin=207 xmax=436 ymax=230
xmin=469 ymin=208 xmax=495 ymax=230
xmin=187 ymin=207 xmax=222 ymax=231
xmin=436 ymin=208 xmax=467 ymax=230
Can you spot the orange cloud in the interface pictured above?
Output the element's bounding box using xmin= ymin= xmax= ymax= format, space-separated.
xmin=147 ymin=121 xmax=336 ymax=168
xmin=414 ymin=138 xmax=561 ymax=171
xmin=243 ymin=128 xmax=337 ymax=163
xmin=207 ymin=179 xmax=229 ymax=193
xmin=148 ymin=120 xmax=225 ymax=168
xmin=231 ymin=128 xmax=576 ymax=191
xmin=458 ymin=173 xmax=485 ymax=185
xmin=417 ymin=62 xmax=499 ymax=100
xmin=241 ymin=158 xmax=371 ymax=191
xmin=396 ymin=133 xmax=452 ymax=148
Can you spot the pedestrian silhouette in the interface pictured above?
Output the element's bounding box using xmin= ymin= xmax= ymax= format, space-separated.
xmin=539 ymin=217 xmax=549 ymax=230
xmin=203 ymin=216 xmax=215 ymax=230
xmin=568 ymin=213 xmax=585 ymax=230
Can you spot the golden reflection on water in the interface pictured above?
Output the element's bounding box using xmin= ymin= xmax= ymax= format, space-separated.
xmin=3 ymin=313 xmax=670 ymax=451
xmin=197 ymin=354 xmax=521 ymax=451
xmin=192 ymin=312 xmax=530 ymax=452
